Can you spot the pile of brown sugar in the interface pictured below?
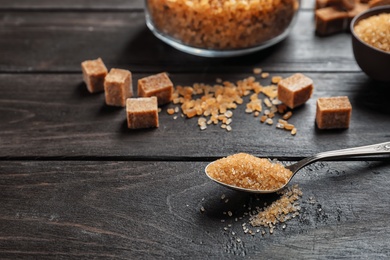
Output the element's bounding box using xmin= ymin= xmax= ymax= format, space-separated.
xmin=249 ymin=184 xmax=302 ymax=234
xmin=207 ymin=153 xmax=293 ymax=191
xmin=208 ymin=184 xmax=304 ymax=237
xmin=167 ymin=73 xmax=298 ymax=135
xmin=147 ymin=0 xmax=298 ymax=50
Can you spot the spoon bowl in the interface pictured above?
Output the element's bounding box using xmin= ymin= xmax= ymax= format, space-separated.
xmin=205 ymin=141 xmax=390 ymax=193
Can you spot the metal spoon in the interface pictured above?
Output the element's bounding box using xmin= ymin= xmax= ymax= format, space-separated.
xmin=205 ymin=141 xmax=390 ymax=193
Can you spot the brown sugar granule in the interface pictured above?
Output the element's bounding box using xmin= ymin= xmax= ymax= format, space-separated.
xmin=316 ymin=96 xmax=352 ymax=129
xmin=276 ymin=122 xmax=285 ymax=129
xmin=264 ymin=98 xmax=273 ymax=108
xmin=249 ymin=185 xmax=302 ymax=230
xmin=138 ymin=72 xmax=174 ymax=105
xmin=284 ymin=123 xmax=295 ymax=131
xmin=261 ymin=85 xmax=278 ymax=99
xmin=104 ymin=68 xmax=133 ymax=107
xmin=265 ymin=118 xmax=274 ymax=125
xmin=207 ymin=153 xmax=293 ymax=191
xmin=282 ymin=111 xmax=293 ymax=120
xmin=126 ymin=97 xmax=159 ymax=129
xmin=278 ymin=73 xmax=313 ymax=109
xmin=167 ymin=108 xmax=175 ymax=115
xmin=291 ymin=127 xmax=297 ymax=135
xmin=278 ymin=119 xmax=288 ymax=125
xmin=261 ymin=72 xmax=270 ymax=79
xmin=81 ymin=57 xmax=108 ymax=93
xmin=253 ymin=68 xmax=262 ymax=75
xmin=354 ymin=13 xmax=390 ymax=52
xmin=147 ymin=0 xmax=298 ymax=50
xmin=271 ymin=76 xmax=283 ymax=84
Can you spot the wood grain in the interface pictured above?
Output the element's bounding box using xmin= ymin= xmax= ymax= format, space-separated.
xmin=0 ymin=160 xmax=389 ymax=259
xmin=0 ymin=0 xmax=144 ymax=10
xmin=0 ymin=0 xmax=313 ymax=10
xmin=0 ymin=10 xmax=360 ymax=73
xmin=0 ymin=72 xmax=389 ymax=159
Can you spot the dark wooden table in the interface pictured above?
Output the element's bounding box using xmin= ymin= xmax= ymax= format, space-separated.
xmin=1 ymin=0 xmax=390 ymax=259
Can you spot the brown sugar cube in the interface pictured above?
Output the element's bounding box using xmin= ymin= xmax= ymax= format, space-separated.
xmin=347 ymin=3 xmax=368 ymax=22
xmin=315 ymin=7 xmax=349 ymax=36
xmin=104 ymin=68 xmax=133 ymax=107
xmin=368 ymin=0 xmax=390 ymax=8
xmin=315 ymin=0 xmax=355 ymax=10
xmin=126 ymin=97 xmax=159 ymax=129
xmin=277 ymin=73 xmax=314 ymax=109
xmin=138 ymin=72 xmax=173 ymax=106
xmin=81 ymin=58 xmax=108 ymax=93
xmin=316 ymin=96 xmax=352 ymax=129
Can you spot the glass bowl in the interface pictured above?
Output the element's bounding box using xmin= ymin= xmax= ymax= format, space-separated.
xmin=144 ymin=0 xmax=300 ymax=57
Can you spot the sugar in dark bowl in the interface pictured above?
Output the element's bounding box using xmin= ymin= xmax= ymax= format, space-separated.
xmin=351 ymin=6 xmax=390 ymax=82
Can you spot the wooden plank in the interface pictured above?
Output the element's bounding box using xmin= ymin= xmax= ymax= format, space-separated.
xmin=0 ymin=10 xmax=359 ymax=73
xmin=1 ymin=72 xmax=389 ymax=159
xmin=0 ymin=0 xmax=144 ymax=10
xmin=0 ymin=0 xmax=312 ymax=10
xmin=0 ymin=160 xmax=389 ymax=258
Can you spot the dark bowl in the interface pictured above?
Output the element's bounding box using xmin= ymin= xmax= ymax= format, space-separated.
xmin=350 ymin=6 xmax=390 ymax=82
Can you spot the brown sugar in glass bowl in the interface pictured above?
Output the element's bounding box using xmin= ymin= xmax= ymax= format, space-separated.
xmin=144 ymin=0 xmax=300 ymax=57
xmin=351 ymin=6 xmax=390 ymax=82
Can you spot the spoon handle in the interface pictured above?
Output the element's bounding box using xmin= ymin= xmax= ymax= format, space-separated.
xmin=316 ymin=141 xmax=390 ymax=159
xmin=288 ymin=141 xmax=390 ymax=173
